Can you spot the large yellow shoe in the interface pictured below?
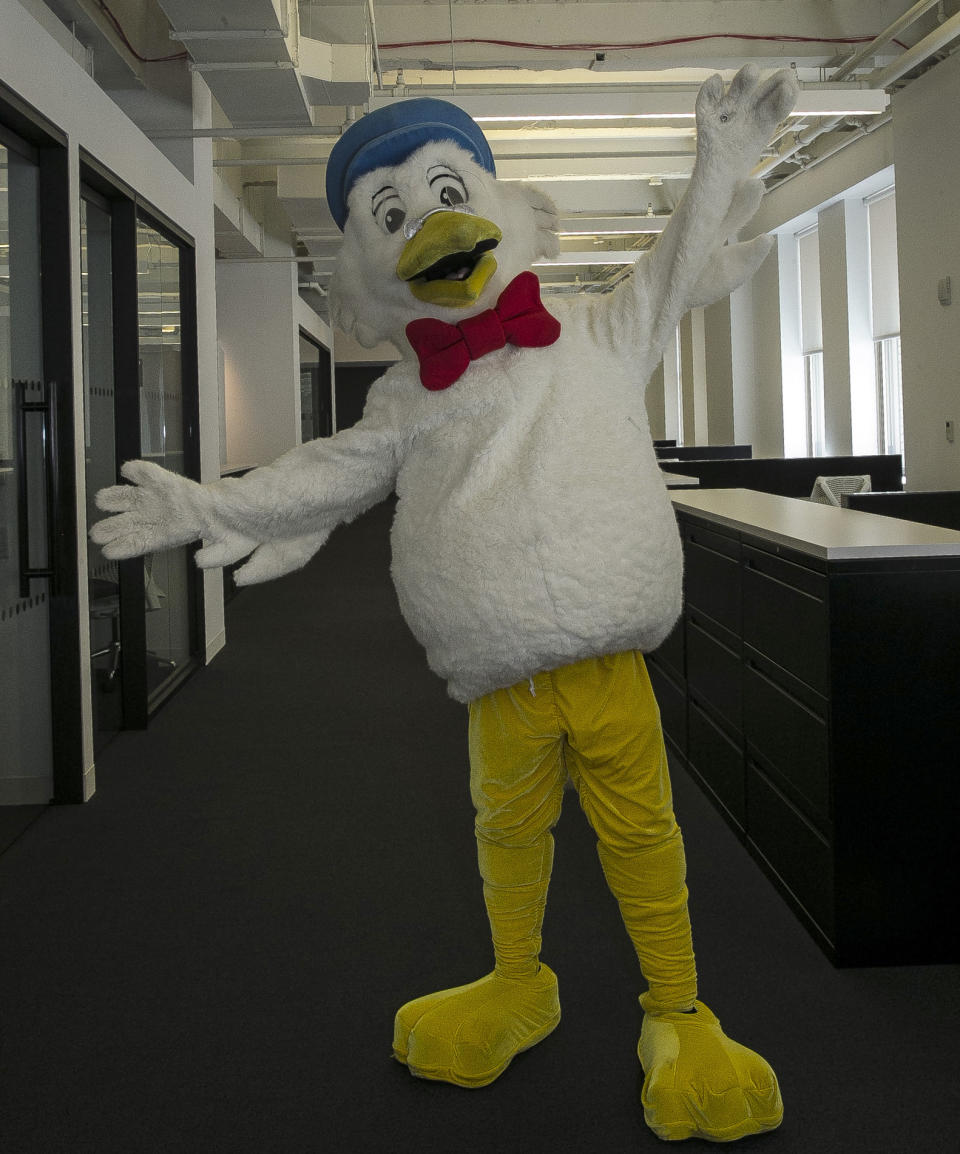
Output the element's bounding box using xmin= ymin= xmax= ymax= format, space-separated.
xmin=639 ymin=1000 xmax=783 ymax=1142
xmin=393 ymin=966 xmax=561 ymax=1088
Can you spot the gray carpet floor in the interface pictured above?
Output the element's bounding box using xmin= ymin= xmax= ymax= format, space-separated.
xmin=1 ymin=497 xmax=958 ymax=1153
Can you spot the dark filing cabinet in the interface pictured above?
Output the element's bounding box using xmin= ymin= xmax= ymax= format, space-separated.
xmin=647 ymin=489 xmax=960 ymax=966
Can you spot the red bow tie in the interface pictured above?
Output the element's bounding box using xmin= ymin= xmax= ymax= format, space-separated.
xmin=405 ymin=271 xmax=561 ymax=391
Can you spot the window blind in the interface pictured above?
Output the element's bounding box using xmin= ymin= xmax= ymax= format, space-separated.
xmin=867 ymin=191 xmax=900 ymax=339
xmin=797 ymin=227 xmax=823 ymax=355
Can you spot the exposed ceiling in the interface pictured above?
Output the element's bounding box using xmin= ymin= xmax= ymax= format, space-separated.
xmin=37 ymin=1 xmax=960 ymax=312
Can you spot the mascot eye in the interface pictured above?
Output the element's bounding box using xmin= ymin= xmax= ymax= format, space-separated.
xmin=383 ymin=206 xmax=406 ymax=234
xmin=439 ymin=184 xmax=465 ymax=207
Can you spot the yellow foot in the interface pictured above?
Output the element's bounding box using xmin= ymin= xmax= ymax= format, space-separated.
xmin=639 ymin=1000 xmax=783 ymax=1143
xmin=392 ymin=966 xmax=561 ymax=1088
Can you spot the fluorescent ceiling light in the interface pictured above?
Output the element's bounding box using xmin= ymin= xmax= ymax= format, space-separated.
xmin=475 ymin=113 xmax=696 ymax=123
xmin=375 ymin=87 xmax=889 ymax=124
xmin=557 ymin=228 xmax=664 ymax=236
xmin=534 ymin=251 xmax=641 ymax=266
xmin=503 ymin=174 xmax=683 ymax=183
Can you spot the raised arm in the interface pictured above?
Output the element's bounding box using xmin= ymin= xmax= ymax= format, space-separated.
xmin=603 ymin=65 xmax=798 ymax=357
xmin=91 ymin=382 xmax=408 ymax=585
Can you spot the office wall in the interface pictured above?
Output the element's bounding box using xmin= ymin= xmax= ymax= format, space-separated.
xmin=217 ymin=261 xmax=302 ymax=468
xmin=1 ymin=0 xmax=222 ymax=794
xmin=703 ymin=295 xmax=735 ymax=444
xmin=731 ymin=241 xmax=785 ymax=457
xmin=719 ymin=55 xmax=960 ymax=489
xmin=892 ymin=50 xmax=960 ymax=491
xmin=217 ymin=263 xmax=334 ymax=465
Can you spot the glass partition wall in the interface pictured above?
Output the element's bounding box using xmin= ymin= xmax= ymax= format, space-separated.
xmin=0 ymin=111 xmax=202 ymax=838
xmin=0 ymin=136 xmax=54 ymax=819
xmin=0 ymin=110 xmax=83 ymax=837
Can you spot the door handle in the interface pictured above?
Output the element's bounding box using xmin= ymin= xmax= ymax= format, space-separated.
xmin=15 ymin=378 xmax=58 ymax=598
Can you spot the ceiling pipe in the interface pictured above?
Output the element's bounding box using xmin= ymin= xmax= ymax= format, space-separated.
xmin=366 ymin=0 xmax=383 ymax=90
xmin=448 ymin=0 xmax=457 ymax=92
xmin=754 ymin=115 xmax=846 ymax=179
xmin=831 ymin=0 xmax=943 ymax=80
xmin=766 ymin=113 xmax=892 ymax=194
xmin=758 ymin=4 xmax=957 ymax=182
xmin=867 ymin=9 xmax=960 ymax=87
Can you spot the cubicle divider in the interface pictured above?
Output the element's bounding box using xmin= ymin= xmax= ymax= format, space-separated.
xmin=842 ymin=490 xmax=960 ymax=531
xmin=655 ymin=444 xmax=753 ymax=461
xmin=657 ymin=454 xmax=903 ymax=498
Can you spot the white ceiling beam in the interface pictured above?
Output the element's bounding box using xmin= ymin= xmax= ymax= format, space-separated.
xmin=312 ymin=1 xmax=908 ymax=73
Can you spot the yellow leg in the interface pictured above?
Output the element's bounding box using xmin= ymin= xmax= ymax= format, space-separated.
xmin=392 ymin=678 xmax=566 ymax=1088
xmin=560 ymin=652 xmax=698 ymax=1012
xmin=595 ymin=829 xmax=698 ymax=1012
xmin=557 ymin=651 xmax=782 ymax=1142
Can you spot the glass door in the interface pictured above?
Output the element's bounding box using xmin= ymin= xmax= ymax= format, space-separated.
xmin=136 ymin=218 xmax=197 ymax=704
xmin=0 ymin=136 xmax=54 ymax=826
xmin=80 ymin=184 xmax=203 ymax=744
xmin=299 ymin=330 xmax=333 ymax=442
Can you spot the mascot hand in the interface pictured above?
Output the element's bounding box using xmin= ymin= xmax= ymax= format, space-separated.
xmin=93 ymin=460 xmax=331 ymax=583
xmin=687 ymin=234 xmax=773 ymax=310
xmin=695 ymin=64 xmax=798 ymax=177
xmin=228 ymin=531 xmax=331 ymax=586
xmin=92 ymin=459 xmax=211 ymax=559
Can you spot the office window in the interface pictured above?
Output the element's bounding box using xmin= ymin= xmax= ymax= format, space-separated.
xmin=867 ymin=190 xmax=904 ymax=459
xmin=797 ymin=226 xmax=825 ymax=456
xmin=673 ymin=326 xmax=683 ymax=447
xmin=875 ymin=335 xmax=904 ymax=459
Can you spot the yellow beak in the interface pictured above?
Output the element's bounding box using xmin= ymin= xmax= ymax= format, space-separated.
xmin=396 ymin=211 xmax=502 ymax=308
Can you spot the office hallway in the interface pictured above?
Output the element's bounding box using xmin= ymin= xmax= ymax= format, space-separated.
xmin=1 ymin=497 xmax=957 ymax=1154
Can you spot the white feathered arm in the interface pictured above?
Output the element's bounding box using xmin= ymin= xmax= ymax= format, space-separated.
xmin=91 ymin=388 xmax=406 ymax=585
xmin=609 ymin=65 xmax=798 ymax=351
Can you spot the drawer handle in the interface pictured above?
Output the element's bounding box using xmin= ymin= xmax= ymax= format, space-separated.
xmin=745 ymin=558 xmax=821 ymax=603
xmin=688 ymin=534 xmax=738 ymax=561
xmin=689 ymin=614 xmax=740 ymax=658
xmin=747 ymin=659 xmax=825 ymax=723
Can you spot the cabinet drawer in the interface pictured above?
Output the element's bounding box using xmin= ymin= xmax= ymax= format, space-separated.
xmin=744 ymin=652 xmax=830 ymax=825
xmin=648 ymin=660 xmax=687 ymax=757
xmin=688 ymin=700 xmax=745 ymax=830
xmin=747 ymin=764 xmax=835 ymax=941
xmin=742 ymin=545 xmax=828 ymax=694
xmin=650 ymin=615 xmax=685 ymax=682
xmin=684 ymin=524 xmax=741 ymax=635
xmin=687 ymin=613 xmax=741 ymax=734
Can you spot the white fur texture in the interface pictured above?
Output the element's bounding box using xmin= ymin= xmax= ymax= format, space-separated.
xmin=91 ymin=66 xmax=799 ymax=700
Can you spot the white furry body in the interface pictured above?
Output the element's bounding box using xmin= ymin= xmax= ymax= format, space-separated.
xmin=381 ymin=297 xmax=682 ymax=701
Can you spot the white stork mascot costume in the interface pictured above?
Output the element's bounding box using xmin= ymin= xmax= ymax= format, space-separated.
xmin=93 ymin=66 xmax=799 ymax=1143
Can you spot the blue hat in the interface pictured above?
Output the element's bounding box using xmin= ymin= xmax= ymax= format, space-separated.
xmin=325 ymin=98 xmax=496 ymax=231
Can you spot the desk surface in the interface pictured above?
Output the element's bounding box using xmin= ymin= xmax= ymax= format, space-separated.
xmin=671 ymin=488 xmax=960 ymax=560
